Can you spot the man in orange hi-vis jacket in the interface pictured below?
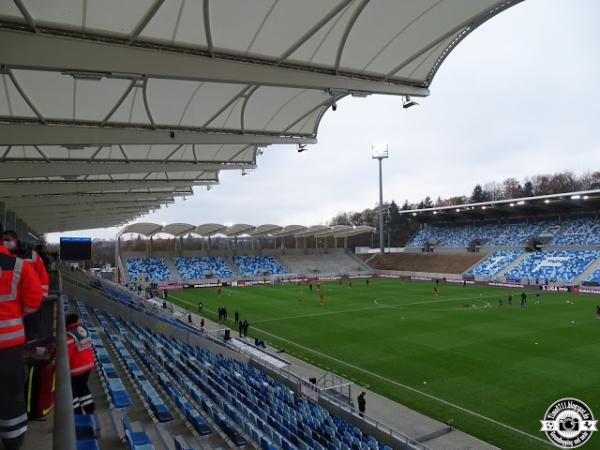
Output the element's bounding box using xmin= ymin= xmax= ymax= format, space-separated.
xmin=2 ymin=231 xmax=49 ymax=299
xmin=0 ymin=240 xmax=42 ymax=450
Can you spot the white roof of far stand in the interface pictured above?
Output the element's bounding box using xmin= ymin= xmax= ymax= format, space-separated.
xmin=119 ymin=222 xmax=375 ymax=238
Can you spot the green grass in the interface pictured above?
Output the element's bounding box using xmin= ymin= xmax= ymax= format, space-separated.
xmin=167 ymin=279 xmax=600 ymax=450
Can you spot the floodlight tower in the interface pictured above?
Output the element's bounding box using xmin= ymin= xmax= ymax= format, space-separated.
xmin=371 ymin=144 xmax=388 ymax=253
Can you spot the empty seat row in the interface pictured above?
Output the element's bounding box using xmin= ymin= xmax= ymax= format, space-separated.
xmin=76 ymin=301 xmax=133 ymax=409
xmin=98 ymin=312 xmax=173 ymax=423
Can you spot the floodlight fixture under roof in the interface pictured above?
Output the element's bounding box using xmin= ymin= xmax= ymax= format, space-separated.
xmin=403 ymin=96 xmax=419 ymax=109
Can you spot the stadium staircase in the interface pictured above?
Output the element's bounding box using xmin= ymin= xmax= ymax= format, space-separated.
xmin=163 ymin=258 xmax=183 ymax=282
xmin=493 ymin=252 xmax=529 ymax=279
xmin=345 ymin=252 xmax=373 ymax=272
xmin=223 ymin=256 xmax=242 ymax=277
xmin=574 ymin=255 xmax=600 ymax=285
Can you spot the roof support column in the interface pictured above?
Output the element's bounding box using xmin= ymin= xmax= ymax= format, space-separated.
xmin=15 ymin=218 xmax=23 ymax=242
xmin=0 ymin=202 xmax=5 ymax=232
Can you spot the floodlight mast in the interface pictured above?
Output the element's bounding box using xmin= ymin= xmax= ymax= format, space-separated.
xmin=371 ymin=145 xmax=389 ymax=253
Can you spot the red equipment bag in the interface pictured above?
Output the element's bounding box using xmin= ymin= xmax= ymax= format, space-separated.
xmin=26 ymin=361 xmax=56 ymax=418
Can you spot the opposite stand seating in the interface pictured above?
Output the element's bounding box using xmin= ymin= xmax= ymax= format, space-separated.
xmin=233 ymin=256 xmax=287 ymax=276
xmin=504 ymin=250 xmax=600 ymax=282
xmin=174 ymin=256 xmax=233 ymax=279
xmin=126 ymin=258 xmax=173 ymax=282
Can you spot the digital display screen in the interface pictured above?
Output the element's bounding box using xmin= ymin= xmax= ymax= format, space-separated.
xmin=59 ymin=237 xmax=92 ymax=260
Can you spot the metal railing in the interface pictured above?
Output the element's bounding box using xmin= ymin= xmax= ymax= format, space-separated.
xmin=318 ymin=389 xmax=432 ymax=450
xmin=49 ymin=271 xmax=77 ymax=450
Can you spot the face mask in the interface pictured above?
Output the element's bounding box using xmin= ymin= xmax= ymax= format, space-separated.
xmin=3 ymin=240 xmax=16 ymax=250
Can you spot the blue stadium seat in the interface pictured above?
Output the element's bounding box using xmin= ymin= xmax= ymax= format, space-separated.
xmin=583 ymin=268 xmax=600 ymax=286
xmin=505 ymin=250 xmax=600 ymax=282
xmin=122 ymin=415 xmax=155 ymax=450
xmin=407 ymin=218 xmax=600 ymax=248
xmin=467 ymin=250 xmax=522 ymax=276
xmin=126 ymin=258 xmax=173 ymax=282
xmin=174 ymin=256 xmax=234 ymax=279
xmin=232 ymin=256 xmax=287 ymax=276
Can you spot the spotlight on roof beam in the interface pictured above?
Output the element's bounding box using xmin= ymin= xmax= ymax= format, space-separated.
xmin=433 ymin=211 xmax=437 ymax=215
xmin=403 ymin=96 xmax=419 ymax=109
xmin=456 ymin=208 xmax=460 ymax=212
xmin=571 ymin=195 xmax=581 ymax=199
xmin=517 ymin=201 xmax=525 ymax=205
xmin=509 ymin=203 xmax=515 ymax=207
xmin=331 ymin=99 xmax=337 ymax=111
xmin=241 ymin=169 xmax=247 ymax=176
xmin=62 ymin=70 xmax=106 ymax=81
xmin=583 ymin=195 xmax=589 ymax=200
xmin=482 ymin=206 xmax=487 ymax=210
xmin=412 ymin=213 xmax=417 ymax=216
xmin=297 ymin=144 xmax=308 ymax=153
xmin=544 ymin=199 xmax=550 ymax=204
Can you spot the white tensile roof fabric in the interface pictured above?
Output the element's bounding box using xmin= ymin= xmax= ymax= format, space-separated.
xmin=0 ymin=0 xmax=521 ymax=233
xmin=119 ymin=222 xmax=375 ymax=238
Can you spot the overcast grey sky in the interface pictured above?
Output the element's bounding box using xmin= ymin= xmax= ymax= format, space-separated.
xmin=47 ymin=0 xmax=600 ymax=242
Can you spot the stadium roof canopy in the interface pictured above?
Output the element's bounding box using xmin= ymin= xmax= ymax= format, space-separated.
xmin=119 ymin=222 xmax=374 ymax=239
xmin=0 ymin=0 xmax=522 ymax=233
xmin=402 ymin=189 xmax=600 ymax=222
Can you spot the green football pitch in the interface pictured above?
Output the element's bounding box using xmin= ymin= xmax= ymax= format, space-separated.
xmin=167 ymin=279 xmax=600 ymax=450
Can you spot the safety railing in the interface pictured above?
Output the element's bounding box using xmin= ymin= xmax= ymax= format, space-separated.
xmin=48 ymin=270 xmax=77 ymax=450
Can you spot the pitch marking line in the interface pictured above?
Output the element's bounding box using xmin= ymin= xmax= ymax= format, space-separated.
xmin=249 ymin=324 xmax=552 ymax=447
xmin=168 ymin=292 xmax=550 ymax=446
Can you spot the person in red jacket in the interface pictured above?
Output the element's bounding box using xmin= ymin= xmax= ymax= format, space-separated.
xmin=3 ymin=231 xmax=51 ymax=342
xmin=65 ymin=314 xmax=95 ymax=414
xmin=0 ymin=242 xmax=42 ymax=450
xmin=2 ymin=231 xmax=49 ymax=298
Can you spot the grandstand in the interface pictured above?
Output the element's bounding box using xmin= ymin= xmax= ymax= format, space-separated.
xmin=117 ymin=223 xmax=375 ymax=283
xmin=393 ymin=190 xmax=600 ymax=285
